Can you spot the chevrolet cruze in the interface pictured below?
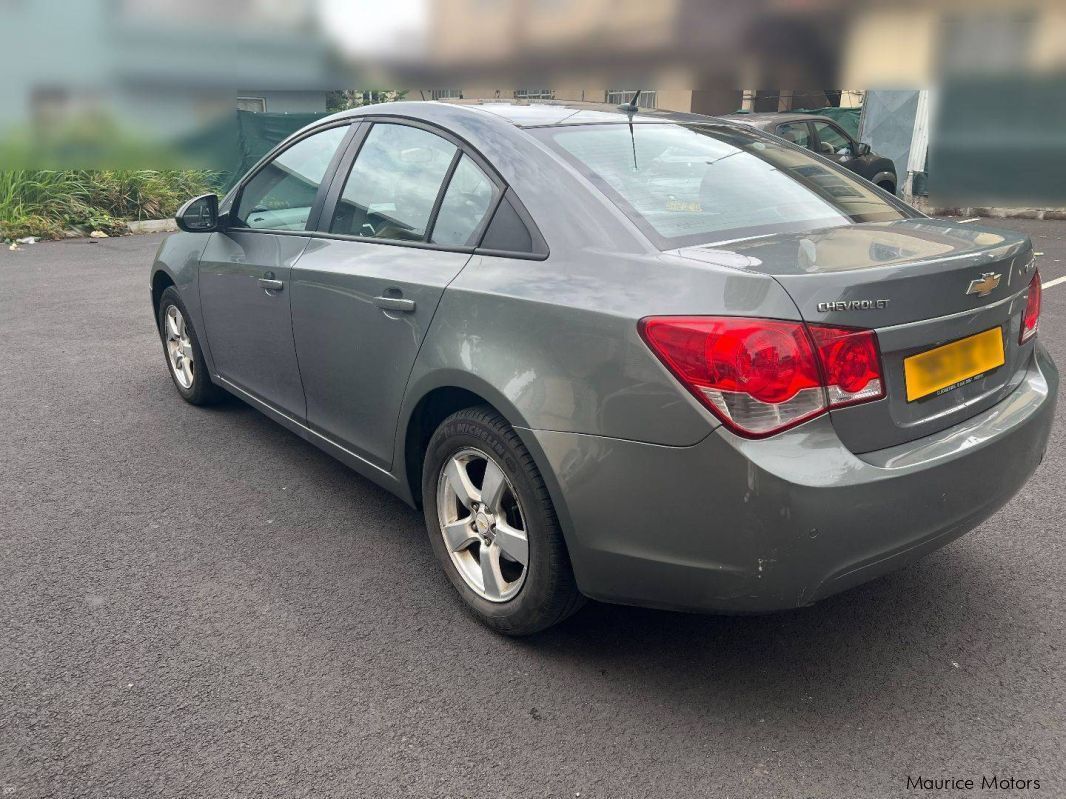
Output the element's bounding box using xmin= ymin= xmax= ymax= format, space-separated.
xmin=150 ymin=101 xmax=1057 ymax=634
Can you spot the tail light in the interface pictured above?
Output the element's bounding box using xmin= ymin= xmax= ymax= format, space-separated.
xmin=1020 ymin=270 xmax=1041 ymax=343
xmin=639 ymin=316 xmax=885 ymax=438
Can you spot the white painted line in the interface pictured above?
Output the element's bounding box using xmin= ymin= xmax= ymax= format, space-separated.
xmin=1041 ymin=275 xmax=1066 ymax=290
xmin=957 ymin=217 xmax=980 ymax=223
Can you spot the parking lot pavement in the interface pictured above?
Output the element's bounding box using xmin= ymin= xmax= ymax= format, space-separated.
xmin=2 ymin=220 xmax=1064 ymax=799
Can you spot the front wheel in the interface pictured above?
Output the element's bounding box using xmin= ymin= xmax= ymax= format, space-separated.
xmin=422 ymin=406 xmax=584 ymax=635
xmin=157 ymin=286 xmax=225 ymax=406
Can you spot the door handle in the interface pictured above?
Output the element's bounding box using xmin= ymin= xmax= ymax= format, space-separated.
xmin=258 ymin=278 xmax=284 ymax=292
xmin=373 ymin=295 xmax=416 ymax=313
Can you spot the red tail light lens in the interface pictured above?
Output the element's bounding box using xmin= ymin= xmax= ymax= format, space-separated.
xmin=808 ymin=325 xmax=885 ymax=407
xmin=1021 ymin=270 xmax=1041 ymax=343
xmin=639 ymin=316 xmax=885 ymax=438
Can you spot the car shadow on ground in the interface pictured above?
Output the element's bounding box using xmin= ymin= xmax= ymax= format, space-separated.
xmin=216 ymin=394 xmax=1030 ymax=714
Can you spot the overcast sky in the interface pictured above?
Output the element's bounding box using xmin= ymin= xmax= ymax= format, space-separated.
xmin=318 ymin=0 xmax=428 ymax=58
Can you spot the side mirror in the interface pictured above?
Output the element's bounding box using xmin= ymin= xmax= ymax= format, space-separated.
xmin=856 ymin=142 xmax=872 ymax=156
xmin=176 ymin=193 xmax=221 ymax=233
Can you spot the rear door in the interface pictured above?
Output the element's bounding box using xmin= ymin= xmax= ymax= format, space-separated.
xmin=199 ymin=123 xmax=352 ymax=416
xmin=290 ymin=120 xmax=501 ymax=469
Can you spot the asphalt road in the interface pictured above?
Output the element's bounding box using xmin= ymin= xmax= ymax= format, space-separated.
xmin=2 ymin=220 xmax=1064 ymax=799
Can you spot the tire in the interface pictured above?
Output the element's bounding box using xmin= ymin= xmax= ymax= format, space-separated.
xmin=877 ymin=181 xmax=896 ymax=195
xmin=156 ymin=285 xmax=225 ymax=406
xmin=422 ymin=405 xmax=585 ymax=635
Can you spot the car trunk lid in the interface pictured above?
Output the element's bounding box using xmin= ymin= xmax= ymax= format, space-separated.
xmin=673 ymin=219 xmax=1037 ymax=452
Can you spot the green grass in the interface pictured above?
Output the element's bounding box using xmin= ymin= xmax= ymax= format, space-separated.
xmin=0 ymin=169 xmax=220 ymax=241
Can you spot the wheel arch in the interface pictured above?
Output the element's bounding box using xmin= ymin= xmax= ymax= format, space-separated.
xmin=397 ymin=372 xmax=584 ymax=590
xmin=399 ymin=370 xmax=535 ymax=507
xmin=871 ymin=169 xmax=897 ymax=194
xmin=151 ymin=268 xmax=177 ymax=319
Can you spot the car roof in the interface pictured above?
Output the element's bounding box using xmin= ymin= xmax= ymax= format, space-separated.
xmin=720 ymin=112 xmax=836 ymax=129
xmin=320 ymin=99 xmax=731 ymax=130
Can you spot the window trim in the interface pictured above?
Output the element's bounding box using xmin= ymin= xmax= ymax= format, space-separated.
xmin=225 ymin=120 xmax=358 ymax=234
xmin=221 ymin=113 xmax=549 ymax=260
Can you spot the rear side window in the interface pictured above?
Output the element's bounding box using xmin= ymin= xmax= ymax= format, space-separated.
xmin=537 ymin=123 xmax=906 ymax=248
xmin=330 ymin=123 xmax=456 ymax=241
xmin=431 ymin=156 xmax=497 ymax=246
xmin=235 ymin=126 xmax=347 ymax=231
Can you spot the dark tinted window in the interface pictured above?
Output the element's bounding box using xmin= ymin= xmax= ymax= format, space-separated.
xmin=481 ymin=197 xmax=532 ymax=253
xmin=430 ymin=156 xmax=497 ymax=246
xmin=235 ymin=126 xmax=347 ymax=231
xmin=537 ymin=123 xmax=907 ymax=248
xmin=330 ymin=123 xmax=456 ymax=241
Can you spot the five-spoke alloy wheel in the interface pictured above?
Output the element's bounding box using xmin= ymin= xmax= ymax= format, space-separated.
xmin=156 ymin=285 xmax=224 ymax=406
xmin=164 ymin=305 xmax=195 ymax=389
xmin=437 ymin=448 xmax=529 ymax=601
xmin=423 ymin=406 xmax=585 ymax=635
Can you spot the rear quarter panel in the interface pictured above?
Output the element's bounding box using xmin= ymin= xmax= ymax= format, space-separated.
xmin=405 ymin=249 xmax=802 ymax=445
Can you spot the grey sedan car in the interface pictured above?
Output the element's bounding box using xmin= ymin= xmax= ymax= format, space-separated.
xmin=151 ymin=101 xmax=1056 ymax=634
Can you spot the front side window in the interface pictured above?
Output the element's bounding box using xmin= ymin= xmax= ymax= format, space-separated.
xmin=431 ymin=156 xmax=497 ymax=246
xmin=234 ymin=125 xmax=348 ymax=231
xmin=330 ymin=123 xmax=457 ymax=241
xmin=537 ymin=123 xmax=907 ymax=248
xmin=812 ymin=121 xmax=853 ymax=157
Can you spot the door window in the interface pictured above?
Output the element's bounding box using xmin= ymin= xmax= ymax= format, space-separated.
xmin=775 ymin=122 xmax=811 ymax=149
xmin=234 ymin=125 xmax=348 ymax=231
xmin=430 ymin=155 xmax=497 ymax=246
xmin=330 ymin=123 xmax=457 ymax=242
xmin=812 ymin=122 xmax=853 ymax=157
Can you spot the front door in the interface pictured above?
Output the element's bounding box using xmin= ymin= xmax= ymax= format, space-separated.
xmin=198 ymin=123 xmax=350 ymax=416
xmin=291 ymin=122 xmax=500 ymax=468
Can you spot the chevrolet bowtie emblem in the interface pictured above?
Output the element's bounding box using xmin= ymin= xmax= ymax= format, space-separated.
xmin=966 ymin=272 xmax=1001 ymax=298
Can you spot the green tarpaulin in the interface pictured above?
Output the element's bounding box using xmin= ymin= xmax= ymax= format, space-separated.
xmin=180 ymin=110 xmax=331 ymax=190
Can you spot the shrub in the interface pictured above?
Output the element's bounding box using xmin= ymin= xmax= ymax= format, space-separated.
xmin=0 ymin=169 xmax=220 ymax=241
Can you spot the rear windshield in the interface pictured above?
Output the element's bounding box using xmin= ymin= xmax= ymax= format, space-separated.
xmin=536 ymin=123 xmax=909 ymax=248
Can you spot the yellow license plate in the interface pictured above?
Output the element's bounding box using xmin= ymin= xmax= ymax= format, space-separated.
xmin=904 ymin=327 xmax=1005 ymax=402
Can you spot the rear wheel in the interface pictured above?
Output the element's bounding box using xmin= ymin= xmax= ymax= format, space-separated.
xmin=157 ymin=286 xmax=225 ymax=405
xmin=877 ymin=180 xmax=896 ymax=195
xmin=422 ymin=406 xmax=584 ymax=635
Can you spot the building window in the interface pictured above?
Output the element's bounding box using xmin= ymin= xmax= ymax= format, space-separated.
xmin=237 ymin=96 xmax=267 ymax=113
xmin=605 ymin=90 xmax=657 ymax=109
xmin=430 ymin=89 xmax=463 ymax=100
xmin=514 ymin=89 xmax=555 ymax=101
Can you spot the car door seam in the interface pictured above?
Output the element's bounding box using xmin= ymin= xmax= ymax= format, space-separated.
xmin=287 ymin=235 xmax=317 ymax=423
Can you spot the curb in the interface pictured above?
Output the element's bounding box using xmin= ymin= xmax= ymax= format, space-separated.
xmin=126 ymin=219 xmax=177 ymax=234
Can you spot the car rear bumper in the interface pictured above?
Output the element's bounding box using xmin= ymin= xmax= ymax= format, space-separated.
xmin=521 ymin=345 xmax=1058 ymax=614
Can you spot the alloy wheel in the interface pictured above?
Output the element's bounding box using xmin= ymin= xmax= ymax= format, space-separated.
xmin=164 ymin=305 xmax=195 ymax=389
xmin=436 ymin=448 xmax=529 ymax=601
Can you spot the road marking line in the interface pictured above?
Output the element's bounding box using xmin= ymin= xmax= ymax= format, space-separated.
xmin=957 ymin=217 xmax=980 ymax=223
xmin=1041 ymin=275 xmax=1066 ymax=290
